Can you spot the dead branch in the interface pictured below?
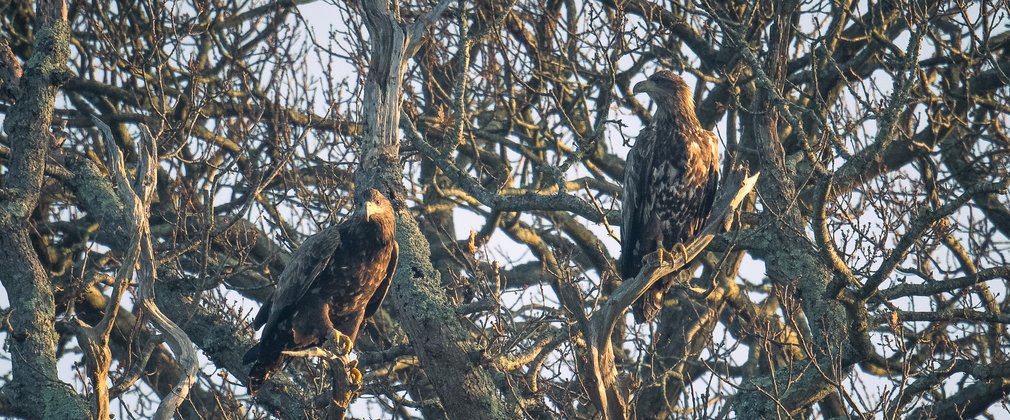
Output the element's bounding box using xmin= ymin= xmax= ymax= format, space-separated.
xmin=93 ymin=118 xmax=199 ymax=420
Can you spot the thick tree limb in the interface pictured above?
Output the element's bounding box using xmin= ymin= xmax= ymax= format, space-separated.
xmin=67 ymin=119 xmax=166 ymax=420
xmin=0 ymin=1 xmax=90 ymax=417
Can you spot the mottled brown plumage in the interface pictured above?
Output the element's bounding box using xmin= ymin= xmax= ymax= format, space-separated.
xmin=621 ymin=71 xmax=719 ymax=323
xmin=244 ymin=189 xmax=398 ymax=392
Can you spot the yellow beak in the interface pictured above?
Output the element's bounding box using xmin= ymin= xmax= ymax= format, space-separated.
xmin=633 ymin=80 xmax=658 ymax=94
xmin=364 ymin=201 xmax=380 ymax=222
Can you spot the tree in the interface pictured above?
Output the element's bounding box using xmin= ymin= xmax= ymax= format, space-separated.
xmin=0 ymin=0 xmax=1008 ymax=418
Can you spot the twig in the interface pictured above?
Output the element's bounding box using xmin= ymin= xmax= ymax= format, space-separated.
xmin=401 ymin=112 xmax=619 ymax=223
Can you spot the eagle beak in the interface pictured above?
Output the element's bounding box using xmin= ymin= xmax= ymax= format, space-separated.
xmin=633 ymin=80 xmax=658 ymax=94
xmin=364 ymin=201 xmax=379 ymax=222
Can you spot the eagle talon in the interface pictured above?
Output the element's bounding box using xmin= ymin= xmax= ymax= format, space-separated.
xmin=324 ymin=330 xmax=354 ymax=356
xmin=336 ymin=333 xmax=353 ymax=356
xmin=348 ymin=366 xmax=362 ymax=385
xmin=673 ymin=243 xmax=689 ymax=264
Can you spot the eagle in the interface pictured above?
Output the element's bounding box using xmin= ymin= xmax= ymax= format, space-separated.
xmin=620 ymin=71 xmax=720 ymax=324
xmin=244 ymin=188 xmax=399 ymax=392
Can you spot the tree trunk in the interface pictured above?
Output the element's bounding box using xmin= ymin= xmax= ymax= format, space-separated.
xmin=353 ymin=1 xmax=510 ymax=418
xmin=0 ymin=1 xmax=91 ymax=418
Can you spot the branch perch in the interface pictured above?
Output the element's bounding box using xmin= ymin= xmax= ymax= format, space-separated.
xmin=281 ymin=331 xmax=360 ymax=419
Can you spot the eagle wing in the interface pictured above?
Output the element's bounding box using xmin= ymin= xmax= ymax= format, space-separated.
xmin=693 ymin=130 xmax=720 ymax=236
xmin=620 ymin=126 xmax=657 ymax=279
xmin=677 ymin=128 xmax=719 ymax=242
xmin=243 ymin=226 xmax=342 ymax=369
xmin=364 ymin=240 xmax=398 ymax=318
xmin=259 ymin=225 xmax=343 ymax=330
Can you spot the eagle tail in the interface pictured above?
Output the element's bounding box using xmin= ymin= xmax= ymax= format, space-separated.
xmin=247 ymin=355 xmax=285 ymax=394
xmin=242 ymin=343 xmax=260 ymax=365
xmin=245 ymin=326 xmax=289 ymax=393
xmin=632 ymin=287 xmax=664 ymax=323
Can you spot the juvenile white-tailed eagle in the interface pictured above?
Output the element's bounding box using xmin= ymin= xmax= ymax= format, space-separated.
xmin=244 ymin=188 xmax=398 ymax=392
xmin=621 ymin=71 xmax=720 ymax=323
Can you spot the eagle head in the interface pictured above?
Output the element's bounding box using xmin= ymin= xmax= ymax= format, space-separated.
xmin=360 ymin=188 xmax=393 ymax=223
xmin=633 ymin=70 xmax=699 ymax=127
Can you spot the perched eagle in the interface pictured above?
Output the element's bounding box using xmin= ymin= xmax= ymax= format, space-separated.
xmin=620 ymin=71 xmax=720 ymax=324
xmin=244 ymin=189 xmax=399 ymax=392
